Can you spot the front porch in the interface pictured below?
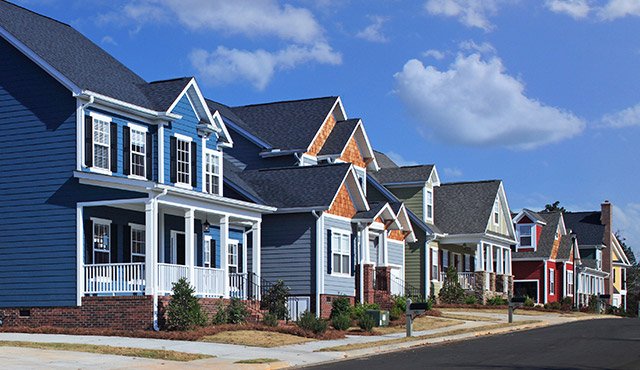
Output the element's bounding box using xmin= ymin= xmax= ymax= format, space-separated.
xmin=79 ymin=196 xmax=263 ymax=301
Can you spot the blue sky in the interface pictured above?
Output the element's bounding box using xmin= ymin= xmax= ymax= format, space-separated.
xmin=16 ymin=0 xmax=640 ymax=256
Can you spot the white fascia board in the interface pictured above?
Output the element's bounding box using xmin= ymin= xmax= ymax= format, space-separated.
xmin=513 ymin=209 xmax=547 ymax=225
xmin=429 ymin=165 xmax=441 ymax=187
xmin=82 ymin=91 xmax=180 ymax=122
xmin=223 ymin=118 xmax=272 ymax=149
xmin=305 ymin=97 xmax=343 ymax=153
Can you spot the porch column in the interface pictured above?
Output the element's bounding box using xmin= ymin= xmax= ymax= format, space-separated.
xmin=185 ymin=209 xmax=195 ymax=286
xmin=252 ymin=222 xmax=261 ymax=300
xmin=362 ymin=227 xmax=370 ymax=263
xmin=475 ymin=243 xmax=483 ymax=271
xmin=382 ymin=230 xmax=389 ymax=266
xmin=158 ymin=209 xmax=165 ymax=263
xmin=220 ymin=215 xmax=230 ymax=298
xmin=145 ymin=200 xmax=157 ymax=295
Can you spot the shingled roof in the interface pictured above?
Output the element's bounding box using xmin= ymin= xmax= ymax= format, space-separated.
xmin=513 ymin=212 xmax=565 ymax=259
xmin=138 ymin=77 xmax=193 ymax=111
xmin=372 ymin=165 xmax=434 ymax=185
xmin=236 ymin=163 xmax=351 ymax=209
xmin=373 ymin=151 xmax=398 ymax=169
xmin=229 ymin=97 xmax=338 ymax=151
xmin=564 ymin=211 xmax=605 ymax=246
xmin=434 ymin=180 xmax=501 ymax=234
xmin=318 ymin=119 xmax=360 ymax=156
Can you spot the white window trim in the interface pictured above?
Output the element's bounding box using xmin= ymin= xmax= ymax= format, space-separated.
xmin=204 ymin=148 xmax=222 ymax=196
xmin=566 ymin=270 xmax=574 ymax=297
xmin=128 ymin=123 xmax=148 ymax=180
xmin=90 ymin=112 xmax=113 ymax=174
xmin=228 ymin=239 xmax=239 ymax=272
xmin=92 ymin=218 xmax=111 ymax=263
xmin=517 ymin=223 xmax=535 ymax=250
xmin=204 ymin=235 xmax=212 ymax=268
xmin=549 ymin=268 xmax=555 ymax=295
xmin=174 ymin=133 xmax=193 ymax=142
xmin=129 ymin=223 xmax=146 ymax=258
xmin=174 ymin=134 xmax=192 ymax=187
xmin=330 ymin=228 xmax=351 ymax=277
xmin=493 ymin=200 xmax=500 ymax=225
xmin=425 ymin=188 xmax=433 ymax=222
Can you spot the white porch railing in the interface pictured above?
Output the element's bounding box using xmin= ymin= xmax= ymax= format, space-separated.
xmin=458 ymin=272 xmax=476 ymax=290
xmin=84 ymin=263 xmax=145 ymax=295
xmin=194 ymin=266 xmax=225 ymax=297
xmin=157 ymin=263 xmax=189 ymax=295
xmin=229 ymin=272 xmax=248 ymax=299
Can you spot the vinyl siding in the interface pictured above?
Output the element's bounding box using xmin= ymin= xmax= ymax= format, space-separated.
xmin=389 ymin=187 xmax=424 ymax=220
xmin=261 ymin=213 xmax=314 ymax=296
xmin=405 ymin=225 xmax=427 ymax=293
xmin=323 ymin=216 xmax=355 ymax=296
xmin=388 ymin=240 xmax=404 ymax=267
xmin=486 ymin=192 xmax=513 ymax=238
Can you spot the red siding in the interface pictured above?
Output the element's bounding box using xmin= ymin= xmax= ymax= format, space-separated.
xmin=546 ymin=261 xmax=565 ymax=303
xmin=536 ymin=225 xmax=543 ymax=246
xmin=512 ymin=260 xmax=543 ymax=302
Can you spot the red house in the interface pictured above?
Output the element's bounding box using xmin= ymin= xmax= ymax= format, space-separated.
xmin=512 ymin=210 xmax=576 ymax=304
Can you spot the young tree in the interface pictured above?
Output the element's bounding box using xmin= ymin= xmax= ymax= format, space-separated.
xmin=544 ymin=201 xmax=566 ymax=213
xmin=166 ymin=278 xmax=207 ymax=330
xmin=439 ymin=266 xmax=465 ymax=304
xmin=615 ymin=232 xmax=639 ymax=314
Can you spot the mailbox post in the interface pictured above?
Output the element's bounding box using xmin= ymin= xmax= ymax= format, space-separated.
xmin=405 ymin=299 xmax=431 ymax=337
xmin=509 ymin=296 xmax=526 ymax=323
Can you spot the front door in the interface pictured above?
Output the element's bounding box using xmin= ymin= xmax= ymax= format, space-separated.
xmin=170 ymin=231 xmax=186 ymax=265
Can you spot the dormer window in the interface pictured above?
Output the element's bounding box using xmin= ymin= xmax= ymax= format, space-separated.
xmin=426 ymin=189 xmax=433 ymax=221
xmin=518 ymin=224 xmax=534 ymax=248
xmin=493 ymin=200 xmax=499 ymax=225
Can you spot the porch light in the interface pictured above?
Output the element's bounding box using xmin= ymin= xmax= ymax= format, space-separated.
xmin=203 ymin=218 xmax=211 ymax=232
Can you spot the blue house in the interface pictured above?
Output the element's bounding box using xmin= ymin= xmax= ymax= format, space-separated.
xmin=0 ymin=2 xmax=274 ymax=329
xmin=207 ymin=97 xmax=417 ymax=318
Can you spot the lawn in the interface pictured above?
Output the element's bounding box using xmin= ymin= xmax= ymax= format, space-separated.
xmin=235 ymin=358 xmax=281 ymax=364
xmin=0 ymin=341 xmax=212 ymax=362
xmin=201 ymin=330 xmax=315 ymax=348
xmin=370 ymin=316 xmax=461 ymax=335
xmin=438 ymin=313 xmax=499 ymax=322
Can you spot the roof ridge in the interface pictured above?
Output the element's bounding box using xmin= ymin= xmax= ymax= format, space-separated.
xmin=254 ymin=163 xmax=351 ymax=173
xmin=147 ymin=77 xmax=193 ymax=84
xmin=441 ymin=179 xmax=501 ymax=186
xmin=394 ymin=164 xmax=434 ymax=169
xmin=233 ymin=96 xmax=338 ymax=109
xmin=3 ymin=1 xmax=71 ymax=28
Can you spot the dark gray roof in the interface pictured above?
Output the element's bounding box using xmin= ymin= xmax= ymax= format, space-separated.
xmin=206 ymin=99 xmax=252 ymax=132
xmin=230 ymin=97 xmax=338 ymax=150
xmin=139 ymin=77 xmax=192 ymax=111
xmin=513 ymin=212 xmax=562 ymax=259
xmin=434 ymin=180 xmax=501 ymax=234
xmin=581 ymin=259 xmax=599 ymax=270
xmin=354 ymin=202 xmax=387 ymax=220
xmin=564 ymin=211 xmax=605 ymax=246
xmin=236 ymin=163 xmax=350 ymax=209
xmin=318 ymin=119 xmax=359 ymax=156
xmin=0 ymin=2 xmax=192 ymax=111
xmin=372 ymin=165 xmax=434 ymax=185
xmin=556 ymin=235 xmax=574 ymax=260
xmin=373 ymin=151 xmax=398 ymax=169
xmin=222 ymin=158 xmax=265 ymax=204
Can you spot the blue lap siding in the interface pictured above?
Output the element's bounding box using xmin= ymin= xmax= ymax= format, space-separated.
xmin=323 ymin=216 xmax=356 ymax=296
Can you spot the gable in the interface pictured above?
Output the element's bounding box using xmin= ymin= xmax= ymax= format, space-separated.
xmin=485 ymin=184 xmax=516 ymax=240
xmin=340 ymin=136 xmax=366 ymax=168
xmin=327 ymin=183 xmax=357 ymax=218
xmin=307 ymin=113 xmax=337 ymax=156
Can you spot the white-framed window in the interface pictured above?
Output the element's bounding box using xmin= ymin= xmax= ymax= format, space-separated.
xmin=331 ymin=230 xmax=351 ymax=275
xmin=204 ymin=236 xmax=212 ymax=268
xmin=426 ymin=189 xmax=433 ymax=220
xmin=567 ymin=270 xmax=574 ymax=296
xmin=93 ymin=117 xmax=110 ymax=170
xmin=549 ymin=268 xmax=555 ymax=295
xmin=92 ymin=218 xmax=111 ymax=264
xmin=228 ymin=241 xmax=238 ymax=273
xmin=204 ymin=149 xmax=221 ymax=195
xmin=493 ymin=200 xmax=500 ymax=225
xmin=130 ymin=224 xmax=145 ymax=261
xmin=177 ymin=137 xmax=191 ymax=185
xmin=431 ymin=248 xmax=438 ymax=280
xmin=130 ymin=125 xmax=147 ymax=178
xmin=354 ymin=166 xmax=366 ymax=194
xmin=464 ymin=255 xmax=471 ymax=272
xmin=518 ymin=224 xmax=533 ymax=247
xmin=442 ymin=250 xmax=449 ymax=270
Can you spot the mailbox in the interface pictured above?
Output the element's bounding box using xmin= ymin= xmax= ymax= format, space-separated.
xmin=510 ymin=296 xmax=527 ymax=304
xmin=409 ymin=302 xmax=430 ymax=311
xmin=598 ymin=294 xmax=611 ymax=300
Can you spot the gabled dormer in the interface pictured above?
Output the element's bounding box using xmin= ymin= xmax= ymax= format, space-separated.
xmin=513 ymin=209 xmax=547 ymax=251
xmin=483 ymin=182 xmax=517 ymax=242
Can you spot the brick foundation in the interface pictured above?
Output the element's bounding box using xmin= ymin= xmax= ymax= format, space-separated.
xmin=319 ymin=294 xmax=355 ymax=319
xmin=489 ymin=272 xmax=496 ymax=292
xmin=356 ymin=264 xmax=375 ymax=304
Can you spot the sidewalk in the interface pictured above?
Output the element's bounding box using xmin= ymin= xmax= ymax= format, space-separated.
xmin=0 ymin=310 xmax=601 ymax=369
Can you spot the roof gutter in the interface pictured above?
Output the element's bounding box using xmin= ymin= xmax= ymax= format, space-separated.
xmin=77 ymin=91 xmax=181 ymax=122
xmin=259 ymin=149 xmax=305 ymax=158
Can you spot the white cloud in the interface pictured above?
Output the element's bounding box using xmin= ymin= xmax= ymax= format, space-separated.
xmin=614 ymin=203 xmax=640 ymax=258
xmin=601 ymin=103 xmax=640 ymax=127
xmin=385 ymin=151 xmax=419 ymax=167
xmin=545 ymin=0 xmax=591 ymax=19
xmin=443 ymin=167 xmax=464 ymax=178
xmin=190 ymin=43 xmax=341 ymax=90
xmin=356 ymin=16 xmax=389 ymax=43
xmin=393 ymin=51 xmax=585 ymax=149
xmin=424 ymin=0 xmax=508 ymax=31
xmin=599 ymin=0 xmax=640 ymax=20
xmin=458 ymin=40 xmax=496 ymax=55
xmin=423 ymin=49 xmax=447 ymax=60
xmin=100 ymin=35 xmax=118 ymax=46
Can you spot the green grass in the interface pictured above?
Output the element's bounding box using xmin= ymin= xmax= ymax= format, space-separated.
xmin=0 ymin=341 xmax=213 ymax=362
xmin=235 ymin=358 xmax=280 ymax=364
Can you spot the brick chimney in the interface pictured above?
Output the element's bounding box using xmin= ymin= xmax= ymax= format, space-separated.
xmin=601 ymin=200 xmax=613 ymax=301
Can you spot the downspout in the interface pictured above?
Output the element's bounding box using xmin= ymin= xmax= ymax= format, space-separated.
xmin=312 ymin=210 xmax=323 ymax=317
xmin=358 ymin=222 xmax=365 ymax=304
xmin=151 ymin=188 xmax=168 ymax=331
xmin=425 ymin=234 xmax=436 ymax=299
xmin=81 ymin=95 xmax=95 ymax=110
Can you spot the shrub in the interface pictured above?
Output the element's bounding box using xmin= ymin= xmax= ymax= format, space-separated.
xmin=358 ymin=314 xmax=375 ymax=332
xmin=331 ymin=314 xmax=351 ymax=331
xmin=560 ymin=297 xmax=573 ymax=311
xmin=351 ymin=303 xmax=379 ymax=321
xmin=330 ymin=296 xmax=352 ymax=319
xmin=486 ymin=296 xmax=508 ymax=306
xmin=262 ymin=312 xmax=279 ymax=327
xmin=546 ymin=301 xmax=562 ymax=311
xmin=464 ymin=294 xmax=478 ymax=305
xmin=439 ymin=267 xmax=465 ymax=304
xmin=261 ymin=280 xmax=290 ymax=320
xmin=587 ymin=295 xmax=598 ymax=313
xmin=524 ymin=297 xmax=535 ymax=307
xmin=389 ymin=296 xmax=407 ymax=321
xmin=165 ymin=278 xmax=207 ymax=331
xmin=297 ymin=311 xmax=328 ymax=335
xmin=211 ymin=302 xmax=228 ymax=325
xmin=226 ymin=298 xmax=249 ymax=324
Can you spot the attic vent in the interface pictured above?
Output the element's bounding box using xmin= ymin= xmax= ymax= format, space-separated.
xmin=19 ymin=309 xmax=31 ymax=318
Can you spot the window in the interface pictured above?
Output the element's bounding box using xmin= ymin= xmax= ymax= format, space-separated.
xmin=426 ymin=190 xmax=433 ymax=220
xmin=93 ymin=118 xmax=110 ymax=170
xmin=177 ymin=138 xmax=191 ymax=185
xmin=130 ymin=225 xmax=145 ymax=262
xmin=204 ymin=237 xmax=212 ymax=268
xmin=228 ymin=241 xmax=238 ymax=273
xmin=431 ymin=248 xmax=438 ymax=280
xmin=567 ymin=271 xmax=574 ymax=296
xmin=92 ymin=219 xmax=111 ymax=264
xmin=442 ymin=250 xmax=449 ymax=270
xmin=204 ymin=150 xmax=221 ymax=195
xmin=493 ymin=200 xmax=500 ymax=225
xmin=549 ymin=268 xmax=555 ymax=295
xmin=464 ymin=255 xmax=470 ymax=272
xmin=130 ymin=127 xmax=146 ymax=177
xmin=331 ymin=231 xmax=350 ymax=275
xmin=518 ymin=224 xmax=533 ymax=247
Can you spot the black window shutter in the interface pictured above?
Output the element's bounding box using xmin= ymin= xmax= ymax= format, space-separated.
xmin=327 ymin=229 xmax=332 ymax=274
xmin=190 ymin=141 xmax=197 ymax=188
xmin=170 ymin=136 xmax=177 ymax=183
xmin=110 ymin=224 xmax=118 ymax=263
xmin=146 ymin=132 xmax=153 ymax=180
xmin=212 ymin=239 xmax=217 ymax=268
xmin=470 ymin=256 xmax=475 ymax=272
xmin=123 ymin=225 xmax=131 ymax=263
xmin=238 ymin=243 xmax=244 ymax=273
xmin=123 ymin=126 xmax=131 ymax=176
xmin=84 ymin=219 xmax=93 ymax=264
xmin=84 ymin=116 xmax=93 ymax=167
xmin=351 ymin=235 xmax=356 ymax=276
xmin=110 ymin=123 xmax=118 ymax=172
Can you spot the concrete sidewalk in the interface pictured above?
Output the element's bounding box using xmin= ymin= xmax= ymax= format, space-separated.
xmin=0 ymin=310 xmax=600 ymax=369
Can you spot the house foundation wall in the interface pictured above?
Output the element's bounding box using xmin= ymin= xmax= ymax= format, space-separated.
xmin=319 ymin=294 xmax=355 ymax=319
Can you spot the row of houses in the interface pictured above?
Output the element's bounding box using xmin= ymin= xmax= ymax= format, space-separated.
xmin=0 ymin=2 xmax=631 ymax=329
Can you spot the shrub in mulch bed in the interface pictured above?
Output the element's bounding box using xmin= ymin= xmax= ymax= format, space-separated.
xmin=0 ymin=323 xmax=345 ymax=341
xmin=433 ymin=303 xmax=576 ymax=314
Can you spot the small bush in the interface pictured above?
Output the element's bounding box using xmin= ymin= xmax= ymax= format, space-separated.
xmin=165 ymin=278 xmax=207 ymax=331
xmin=226 ymin=298 xmax=249 ymax=324
xmin=331 ymin=314 xmax=351 ymax=331
xmin=464 ymin=294 xmax=478 ymax=305
xmin=439 ymin=267 xmax=466 ymax=304
xmin=486 ymin=296 xmax=508 ymax=306
xmin=262 ymin=312 xmax=279 ymax=327
xmin=587 ymin=295 xmax=598 ymax=313
xmin=351 ymin=303 xmax=379 ymax=321
xmin=545 ymin=301 xmax=562 ymax=311
xmin=358 ymin=314 xmax=375 ymax=332
xmin=560 ymin=297 xmax=573 ymax=311
xmin=389 ymin=296 xmax=407 ymax=321
xmin=297 ymin=311 xmax=328 ymax=335
xmin=261 ymin=280 xmax=290 ymax=320
xmin=330 ymin=297 xmax=352 ymax=319
xmin=211 ymin=302 xmax=228 ymax=325
xmin=524 ymin=297 xmax=535 ymax=307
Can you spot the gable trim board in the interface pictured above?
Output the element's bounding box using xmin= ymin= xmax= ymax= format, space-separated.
xmin=305 ymin=97 xmax=346 ymax=155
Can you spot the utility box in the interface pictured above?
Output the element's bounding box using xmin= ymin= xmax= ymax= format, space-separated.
xmin=366 ymin=310 xmax=389 ymax=327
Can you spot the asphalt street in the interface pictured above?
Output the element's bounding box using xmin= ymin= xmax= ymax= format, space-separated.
xmin=304 ymin=318 xmax=640 ymax=370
